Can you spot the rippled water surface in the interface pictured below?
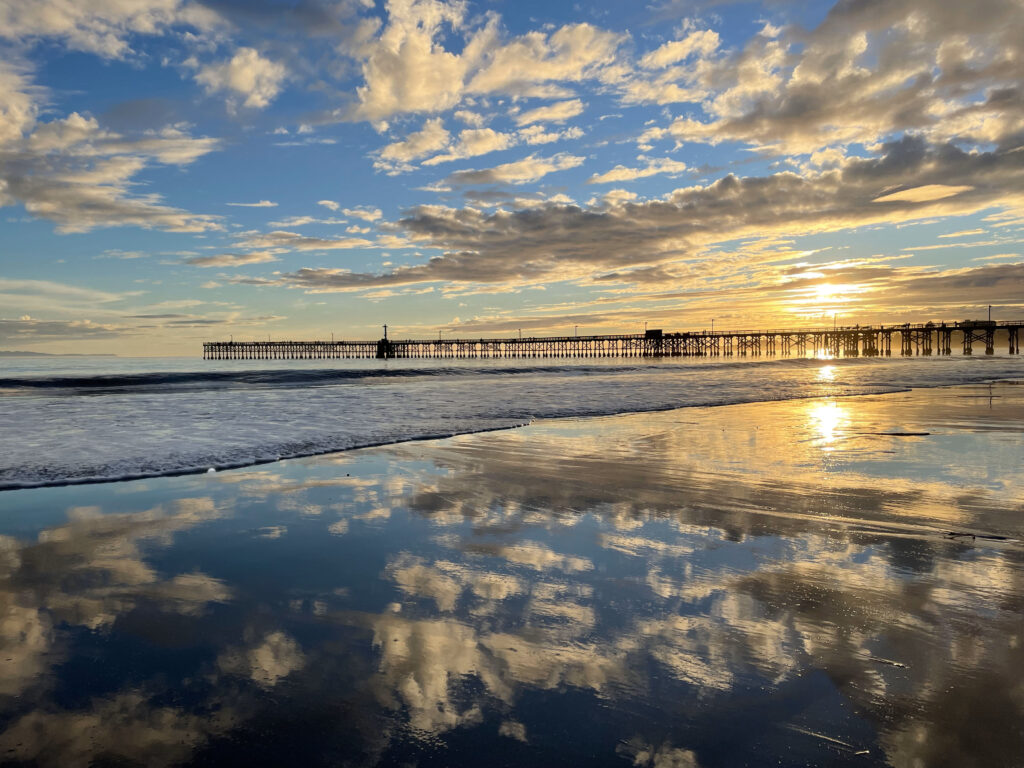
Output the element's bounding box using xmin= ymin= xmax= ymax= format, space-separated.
xmin=0 ymin=381 xmax=1021 ymax=766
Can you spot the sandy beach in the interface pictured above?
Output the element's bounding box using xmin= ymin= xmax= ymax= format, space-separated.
xmin=0 ymin=382 xmax=1021 ymax=767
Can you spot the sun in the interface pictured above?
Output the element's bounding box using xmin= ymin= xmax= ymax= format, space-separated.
xmin=813 ymin=283 xmax=838 ymax=303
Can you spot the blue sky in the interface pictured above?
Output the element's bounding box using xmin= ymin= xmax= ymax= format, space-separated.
xmin=1 ymin=0 xmax=1022 ymax=354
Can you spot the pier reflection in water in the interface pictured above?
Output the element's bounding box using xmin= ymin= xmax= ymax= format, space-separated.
xmin=0 ymin=383 xmax=1022 ymax=767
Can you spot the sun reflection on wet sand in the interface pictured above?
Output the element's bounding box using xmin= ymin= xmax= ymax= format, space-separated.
xmin=806 ymin=399 xmax=848 ymax=449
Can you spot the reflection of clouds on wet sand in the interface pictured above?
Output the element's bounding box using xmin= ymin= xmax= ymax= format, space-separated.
xmin=1 ymin=384 xmax=1022 ymax=766
xmin=0 ymin=496 xmax=242 ymax=766
xmin=0 ymin=693 xmax=230 ymax=768
xmin=356 ymin=551 xmax=634 ymax=734
xmin=364 ymin=515 xmax=1024 ymax=762
xmin=0 ymin=497 xmax=231 ymax=698
xmin=357 ymin=385 xmax=1024 ymax=763
xmin=619 ymin=739 xmax=701 ymax=768
xmin=219 ymin=630 xmax=307 ymax=688
xmin=362 ymin=611 xmax=633 ymax=735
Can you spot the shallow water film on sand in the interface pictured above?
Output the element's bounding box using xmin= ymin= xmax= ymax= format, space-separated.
xmin=0 ymin=382 xmax=1022 ymax=767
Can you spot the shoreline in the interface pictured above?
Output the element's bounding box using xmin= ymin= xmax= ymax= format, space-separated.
xmin=6 ymin=371 xmax=1023 ymax=494
xmin=5 ymin=376 xmax=1014 ymax=494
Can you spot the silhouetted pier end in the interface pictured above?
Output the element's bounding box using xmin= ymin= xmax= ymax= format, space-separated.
xmin=203 ymin=319 xmax=1024 ymax=361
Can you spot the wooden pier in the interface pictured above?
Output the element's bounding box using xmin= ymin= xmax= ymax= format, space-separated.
xmin=204 ymin=320 xmax=1023 ymax=360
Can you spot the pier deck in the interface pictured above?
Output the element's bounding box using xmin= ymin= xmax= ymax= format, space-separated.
xmin=205 ymin=320 xmax=1022 ymax=360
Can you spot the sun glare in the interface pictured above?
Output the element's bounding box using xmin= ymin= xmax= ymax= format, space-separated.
xmin=806 ymin=400 xmax=848 ymax=449
xmin=814 ymin=283 xmax=837 ymax=302
xmin=787 ymin=281 xmax=872 ymax=322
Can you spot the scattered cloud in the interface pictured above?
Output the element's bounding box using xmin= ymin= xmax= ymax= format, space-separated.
xmin=638 ymin=0 xmax=1024 ymax=154
xmin=226 ymin=200 xmax=277 ymax=208
xmin=342 ymin=206 xmax=383 ymax=222
xmin=639 ymin=30 xmax=720 ymax=69
xmin=0 ymin=317 xmax=124 ymax=341
xmin=348 ymin=0 xmax=623 ymax=122
xmin=375 ymin=117 xmax=451 ymax=173
xmin=267 ymin=215 xmax=347 ymax=227
xmin=1 ymin=92 xmax=221 ymax=233
xmin=195 ymin=48 xmax=287 ymax=110
xmin=517 ymin=124 xmax=584 ymax=145
xmin=184 ymin=252 xmax=278 ymax=268
xmin=588 ymin=157 xmax=688 ymax=184
xmin=939 ymin=229 xmax=986 ymax=238
xmin=267 ymin=137 xmax=1024 ymax=295
xmin=514 ymin=99 xmax=585 ymax=126
xmin=443 ymin=152 xmax=585 ymax=186
xmin=422 ymin=128 xmax=516 ymax=165
xmin=236 ymin=230 xmax=375 ymax=251
xmin=0 ymin=0 xmax=222 ymax=59
xmin=873 ymin=185 xmax=974 ymax=204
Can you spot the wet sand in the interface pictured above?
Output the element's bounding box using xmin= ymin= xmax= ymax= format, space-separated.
xmin=0 ymin=381 xmax=1021 ymax=767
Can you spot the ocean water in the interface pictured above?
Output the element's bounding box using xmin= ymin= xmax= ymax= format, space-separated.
xmin=2 ymin=353 xmax=1023 ymax=490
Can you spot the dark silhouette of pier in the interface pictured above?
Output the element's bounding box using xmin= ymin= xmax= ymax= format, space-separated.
xmin=204 ymin=320 xmax=1022 ymax=360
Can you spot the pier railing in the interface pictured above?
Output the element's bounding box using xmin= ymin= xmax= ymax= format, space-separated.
xmin=204 ymin=320 xmax=1023 ymax=360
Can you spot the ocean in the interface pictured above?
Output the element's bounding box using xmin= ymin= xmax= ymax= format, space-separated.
xmin=2 ymin=358 xmax=1023 ymax=766
xmin=2 ymin=353 xmax=1023 ymax=490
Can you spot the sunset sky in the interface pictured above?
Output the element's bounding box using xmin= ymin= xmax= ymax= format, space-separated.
xmin=1 ymin=0 xmax=1022 ymax=354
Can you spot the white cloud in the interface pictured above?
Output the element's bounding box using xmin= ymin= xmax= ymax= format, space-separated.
xmin=375 ymin=117 xmax=451 ymax=173
xmin=620 ymin=78 xmax=706 ymax=106
xmin=342 ymin=206 xmax=383 ymax=222
xmin=317 ymin=200 xmax=341 ymax=211
xmin=466 ymin=23 xmax=624 ymax=98
xmin=872 ymin=185 xmax=974 ymax=204
xmin=0 ymin=100 xmax=222 ymax=233
xmin=0 ymin=64 xmax=38 ymax=147
xmin=514 ymin=99 xmax=585 ymax=126
xmin=443 ymin=152 xmax=585 ymax=186
xmin=268 ymin=215 xmax=347 ymax=227
xmin=351 ymin=0 xmax=475 ymax=121
xmin=196 ymin=48 xmax=287 ymax=110
xmin=349 ymin=0 xmax=623 ymax=122
xmin=640 ymin=30 xmax=720 ymax=69
xmin=422 ymin=128 xmax=515 ymax=165
xmin=588 ymin=157 xmax=688 ymax=184
xmin=517 ymin=124 xmax=584 ymax=145
xmin=0 ymin=0 xmax=221 ymax=59
xmin=267 ymin=137 xmax=1024 ymax=295
xmin=226 ymin=200 xmax=277 ymax=208
xmin=0 ymin=278 xmax=127 ymax=317
xmin=236 ymin=230 xmax=375 ymax=251
xmin=640 ymin=0 xmax=1024 ymax=154
xmin=939 ymin=229 xmax=986 ymax=239
xmin=454 ymin=109 xmax=485 ymax=127
xmin=185 ymin=252 xmax=277 ymax=268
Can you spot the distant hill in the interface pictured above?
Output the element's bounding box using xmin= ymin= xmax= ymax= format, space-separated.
xmin=0 ymin=351 xmax=118 ymax=357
